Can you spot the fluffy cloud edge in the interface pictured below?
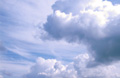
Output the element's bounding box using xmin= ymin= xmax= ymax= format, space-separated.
xmin=24 ymin=53 xmax=120 ymax=78
xmin=42 ymin=0 xmax=120 ymax=64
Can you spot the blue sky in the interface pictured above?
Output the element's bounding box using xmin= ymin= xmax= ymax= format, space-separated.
xmin=108 ymin=0 xmax=120 ymax=4
xmin=1 ymin=0 xmax=120 ymax=78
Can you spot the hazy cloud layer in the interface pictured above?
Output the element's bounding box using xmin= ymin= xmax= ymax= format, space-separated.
xmin=43 ymin=0 xmax=120 ymax=64
xmin=0 ymin=75 xmax=3 ymax=78
xmin=0 ymin=43 xmax=6 ymax=53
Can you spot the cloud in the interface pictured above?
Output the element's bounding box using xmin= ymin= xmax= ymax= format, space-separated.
xmin=0 ymin=0 xmax=57 ymax=77
xmin=25 ymin=53 xmax=120 ymax=78
xmin=74 ymin=53 xmax=120 ymax=78
xmin=1 ymin=0 xmax=120 ymax=78
xmin=0 ymin=42 xmax=6 ymax=53
xmin=0 ymin=75 xmax=3 ymax=78
xmin=0 ymin=60 xmax=34 ymax=78
xmin=25 ymin=57 xmax=76 ymax=78
xmin=42 ymin=0 xmax=120 ymax=64
xmin=0 ymin=0 xmax=56 ymax=43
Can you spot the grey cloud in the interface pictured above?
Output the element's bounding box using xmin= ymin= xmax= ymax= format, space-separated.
xmin=42 ymin=0 xmax=120 ymax=65
xmin=89 ymin=16 xmax=120 ymax=63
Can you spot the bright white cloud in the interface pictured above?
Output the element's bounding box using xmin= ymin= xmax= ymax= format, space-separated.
xmin=25 ymin=57 xmax=77 ymax=78
xmin=25 ymin=53 xmax=120 ymax=78
xmin=74 ymin=53 xmax=120 ymax=78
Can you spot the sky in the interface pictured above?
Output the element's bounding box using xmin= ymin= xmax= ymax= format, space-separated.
xmin=1 ymin=0 xmax=120 ymax=78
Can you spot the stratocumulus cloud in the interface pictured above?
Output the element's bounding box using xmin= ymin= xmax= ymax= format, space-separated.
xmin=43 ymin=0 xmax=120 ymax=64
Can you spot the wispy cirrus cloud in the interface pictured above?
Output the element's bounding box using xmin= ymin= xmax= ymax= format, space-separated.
xmin=0 ymin=60 xmax=34 ymax=78
xmin=0 ymin=0 xmax=56 ymax=78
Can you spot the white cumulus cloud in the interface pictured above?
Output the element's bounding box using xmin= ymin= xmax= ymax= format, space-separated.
xmin=42 ymin=0 xmax=120 ymax=64
xmin=25 ymin=53 xmax=120 ymax=78
xmin=25 ymin=57 xmax=76 ymax=78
